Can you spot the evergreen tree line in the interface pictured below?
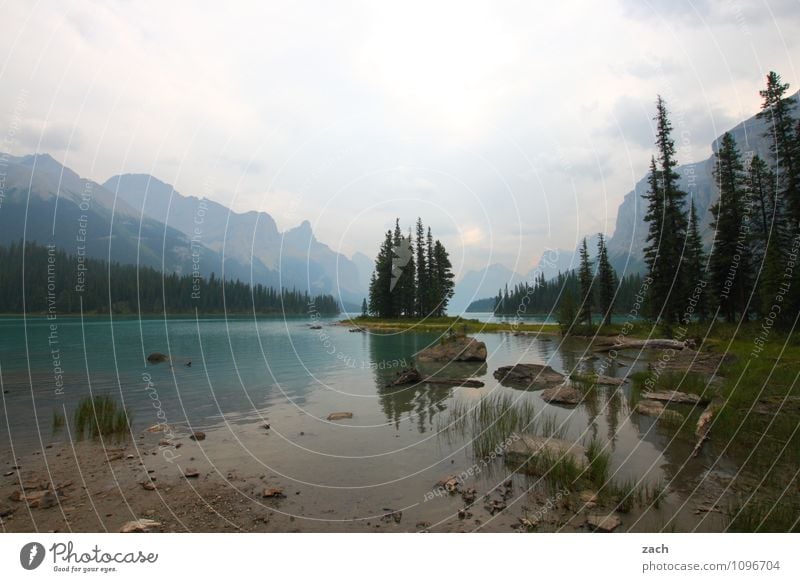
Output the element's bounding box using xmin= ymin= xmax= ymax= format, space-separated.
xmin=367 ymin=218 xmax=455 ymax=318
xmin=0 ymin=241 xmax=339 ymax=315
xmin=637 ymin=71 xmax=800 ymax=333
xmin=487 ymin=235 xmax=632 ymax=323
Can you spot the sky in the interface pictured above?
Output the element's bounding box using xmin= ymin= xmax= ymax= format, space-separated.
xmin=1 ymin=0 xmax=798 ymax=280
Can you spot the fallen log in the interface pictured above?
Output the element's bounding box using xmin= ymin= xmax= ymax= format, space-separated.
xmin=592 ymin=338 xmax=687 ymax=353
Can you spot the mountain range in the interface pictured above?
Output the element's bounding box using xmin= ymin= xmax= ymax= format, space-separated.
xmin=0 ymin=153 xmax=367 ymax=306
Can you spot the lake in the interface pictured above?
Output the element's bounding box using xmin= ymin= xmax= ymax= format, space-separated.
xmin=0 ymin=315 xmax=729 ymax=531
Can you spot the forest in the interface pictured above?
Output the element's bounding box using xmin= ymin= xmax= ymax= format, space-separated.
xmin=0 ymin=241 xmax=340 ymax=315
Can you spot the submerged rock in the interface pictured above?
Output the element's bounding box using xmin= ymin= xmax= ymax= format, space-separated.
xmin=146 ymin=352 xmax=169 ymax=363
xmin=416 ymin=336 xmax=487 ymax=363
xmin=505 ymin=434 xmax=586 ymax=474
xmin=635 ymin=400 xmax=686 ymax=423
xmin=540 ymin=385 xmax=583 ymax=405
xmin=493 ymin=364 xmax=565 ymax=388
xmin=586 ymin=513 xmax=621 ymax=532
xmin=327 ymin=412 xmax=353 ymax=421
xmin=189 ymin=431 xmax=206 ymax=441
xmin=389 ymin=368 xmax=422 ymax=386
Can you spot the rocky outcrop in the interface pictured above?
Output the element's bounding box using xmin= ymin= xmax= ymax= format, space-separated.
xmin=146 ymin=352 xmax=169 ymax=363
xmin=416 ymin=337 xmax=487 ymax=363
xmin=493 ymin=364 xmax=565 ymax=388
xmin=541 ymin=385 xmax=583 ymax=406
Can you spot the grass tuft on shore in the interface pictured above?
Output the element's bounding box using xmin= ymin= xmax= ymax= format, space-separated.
xmin=73 ymin=394 xmax=132 ymax=440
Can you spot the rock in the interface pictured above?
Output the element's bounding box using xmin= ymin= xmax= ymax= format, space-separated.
xmin=309 ymin=324 xmax=322 ymax=330
xmin=262 ymin=423 xmax=271 ymax=430
xmin=635 ymin=399 xmax=665 ymax=416
xmin=593 ymin=374 xmax=626 ymax=386
xmin=144 ymin=424 xmax=169 ymax=433
xmin=3 ymin=471 xmax=14 ymax=477
xmin=183 ymin=468 xmax=200 ymax=479
xmin=146 ymin=352 xmax=169 ymax=363
xmin=326 ymin=412 xmax=353 ymax=421
xmin=388 ymin=368 xmax=422 ymax=386
xmin=635 ymin=400 xmax=685 ymax=423
xmin=0 ymin=503 xmax=15 ymax=517
xmin=586 ymin=513 xmax=621 ymax=532
xmin=140 ymin=481 xmax=156 ymax=491
xmin=262 ymin=487 xmax=285 ymax=498
xmin=493 ymin=364 xmax=565 ymax=388
xmin=436 ymin=475 xmax=460 ymax=493
xmin=416 ymin=336 xmax=487 ymax=363
xmin=643 ymin=390 xmax=709 ymax=405
xmin=540 ymin=385 xmax=583 ymax=405
xmin=189 ymin=431 xmax=206 ymax=441
xmin=580 ymin=490 xmax=598 ymax=508
xmin=120 ymin=519 xmax=161 ymax=533
xmin=36 ymin=491 xmax=59 ymax=509
xmin=158 ymin=439 xmax=173 ymax=447
xmin=505 ymin=434 xmax=587 ymax=474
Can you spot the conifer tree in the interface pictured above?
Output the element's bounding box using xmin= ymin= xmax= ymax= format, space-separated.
xmin=595 ymin=233 xmax=616 ymax=327
xmin=758 ymin=71 xmax=799 ymax=228
xmin=709 ymin=132 xmax=751 ymax=322
xmin=578 ymin=237 xmax=593 ymax=326
xmin=431 ymin=240 xmax=455 ymax=316
xmin=684 ymin=200 xmax=708 ymax=322
xmin=414 ymin=218 xmax=428 ymax=316
xmin=642 ymin=97 xmax=690 ymax=333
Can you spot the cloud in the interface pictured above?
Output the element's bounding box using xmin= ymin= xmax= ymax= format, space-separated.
xmin=0 ymin=0 xmax=795 ymax=272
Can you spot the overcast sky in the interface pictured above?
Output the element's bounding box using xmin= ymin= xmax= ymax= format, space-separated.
xmin=1 ymin=0 xmax=798 ymax=278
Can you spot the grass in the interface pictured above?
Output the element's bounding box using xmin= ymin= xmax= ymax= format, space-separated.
xmin=439 ymin=393 xmax=539 ymax=459
xmin=73 ymin=394 xmax=132 ymax=440
xmin=52 ymin=409 xmax=65 ymax=432
xmin=586 ymin=437 xmax=612 ymax=489
xmin=440 ymin=392 xmax=668 ymax=511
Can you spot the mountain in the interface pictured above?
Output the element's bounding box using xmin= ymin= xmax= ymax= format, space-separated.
xmin=450 ymin=263 xmax=524 ymax=314
xmin=606 ymin=91 xmax=800 ymax=276
xmin=351 ymin=251 xmax=374 ymax=292
xmin=102 ymin=174 xmax=366 ymax=303
xmin=0 ymin=153 xmax=226 ymax=276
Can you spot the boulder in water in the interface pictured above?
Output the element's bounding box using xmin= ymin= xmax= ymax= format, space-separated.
xmin=416 ymin=336 xmax=487 ymax=363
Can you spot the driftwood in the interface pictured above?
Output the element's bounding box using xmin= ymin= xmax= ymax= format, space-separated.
xmin=592 ymin=338 xmax=687 ymax=353
xmin=692 ymin=399 xmax=723 ymax=457
xmin=643 ymin=390 xmax=709 ymax=405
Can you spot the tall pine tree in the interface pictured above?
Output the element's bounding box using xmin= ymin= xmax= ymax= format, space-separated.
xmin=578 ymin=237 xmax=593 ymax=326
xmin=684 ymin=200 xmax=708 ymax=322
xmin=709 ymin=132 xmax=752 ymax=323
xmin=642 ymin=97 xmax=690 ymax=334
xmin=595 ymin=233 xmax=616 ymax=327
